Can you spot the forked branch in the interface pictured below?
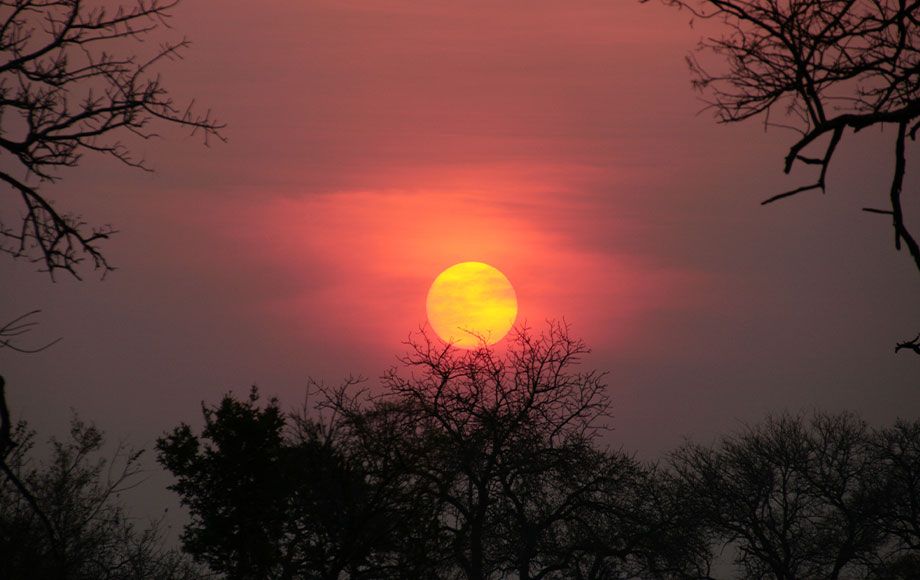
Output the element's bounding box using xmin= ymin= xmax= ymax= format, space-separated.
xmin=650 ymin=0 xmax=920 ymax=353
xmin=0 ymin=0 xmax=225 ymax=277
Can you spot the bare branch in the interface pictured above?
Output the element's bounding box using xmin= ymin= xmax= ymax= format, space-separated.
xmin=0 ymin=0 xmax=224 ymax=278
xmin=656 ymin=0 xmax=920 ymax=351
xmin=761 ymin=181 xmax=823 ymax=205
xmin=0 ymin=309 xmax=61 ymax=352
xmin=888 ymin=120 xmax=920 ymax=271
xmin=894 ymin=333 xmax=920 ymax=355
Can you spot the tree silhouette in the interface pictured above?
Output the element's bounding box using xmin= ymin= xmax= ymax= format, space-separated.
xmin=363 ymin=322 xmax=614 ymax=580
xmin=158 ymin=328 xmax=920 ymax=579
xmin=0 ymin=0 xmax=224 ymax=278
xmin=649 ymin=0 xmax=920 ymax=352
xmin=355 ymin=322 xmax=703 ymax=580
xmin=383 ymin=323 xmax=609 ymax=580
xmin=160 ymin=323 xmax=708 ymax=580
xmin=873 ymin=418 xmax=920 ymax=554
xmin=157 ymin=386 xmax=417 ymax=580
xmin=669 ymin=411 xmax=919 ymax=580
xmin=157 ymin=388 xmax=293 ymax=579
xmin=0 ymin=378 xmax=201 ymax=580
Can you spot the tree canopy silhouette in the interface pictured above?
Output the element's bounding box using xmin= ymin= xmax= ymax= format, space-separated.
xmin=671 ymin=411 xmax=920 ymax=580
xmin=159 ymin=323 xmax=708 ymax=580
xmin=648 ymin=0 xmax=920 ymax=351
xmin=0 ymin=377 xmax=202 ymax=580
xmin=0 ymin=0 xmax=223 ymax=278
xmin=156 ymin=386 xmax=410 ymax=580
xmin=157 ymin=325 xmax=920 ymax=580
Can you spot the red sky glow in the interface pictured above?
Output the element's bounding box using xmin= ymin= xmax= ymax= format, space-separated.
xmin=1 ymin=0 xmax=917 ymax=492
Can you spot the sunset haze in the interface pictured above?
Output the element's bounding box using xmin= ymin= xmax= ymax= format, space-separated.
xmin=1 ymin=0 xmax=917 ymax=496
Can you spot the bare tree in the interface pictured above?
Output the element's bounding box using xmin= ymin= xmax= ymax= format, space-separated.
xmin=549 ymin=457 xmax=711 ymax=580
xmin=0 ymin=0 xmax=224 ymax=278
xmin=319 ymin=322 xmax=702 ymax=580
xmin=670 ymin=412 xmax=902 ymax=580
xmin=372 ymin=322 xmax=612 ymax=580
xmin=0 ymin=377 xmax=203 ymax=580
xmin=873 ymin=418 xmax=920 ymax=553
xmin=649 ymin=0 xmax=920 ymax=351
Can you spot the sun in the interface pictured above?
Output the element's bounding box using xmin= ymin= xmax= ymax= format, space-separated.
xmin=426 ymin=262 xmax=518 ymax=348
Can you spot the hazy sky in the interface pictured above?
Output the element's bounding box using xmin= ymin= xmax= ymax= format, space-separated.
xmin=2 ymin=0 xmax=918 ymax=494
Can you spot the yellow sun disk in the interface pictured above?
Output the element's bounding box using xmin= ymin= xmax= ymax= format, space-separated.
xmin=426 ymin=262 xmax=518 ymax=348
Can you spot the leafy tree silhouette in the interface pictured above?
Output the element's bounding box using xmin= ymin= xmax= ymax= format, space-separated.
xmin=157 ymin=388 xmax=295 ymax=579
xmin=0 ymin=0 xmax=224 ymax=278
xmin=648 ymin=0 xmax=920 ymax=353
xmin=157 ymin=386 xmax=418 ymax=580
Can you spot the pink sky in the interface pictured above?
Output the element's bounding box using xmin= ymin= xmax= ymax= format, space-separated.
xmin=2 ymin=0 xmax=918 ymax=494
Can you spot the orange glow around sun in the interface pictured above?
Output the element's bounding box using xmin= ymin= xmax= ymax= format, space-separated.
xmin=426 ymin=262 xmax=518 ymax=348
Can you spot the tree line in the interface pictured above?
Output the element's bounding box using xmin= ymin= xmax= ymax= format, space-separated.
xmin=2 ymin=323 xmax=918 ymax=580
